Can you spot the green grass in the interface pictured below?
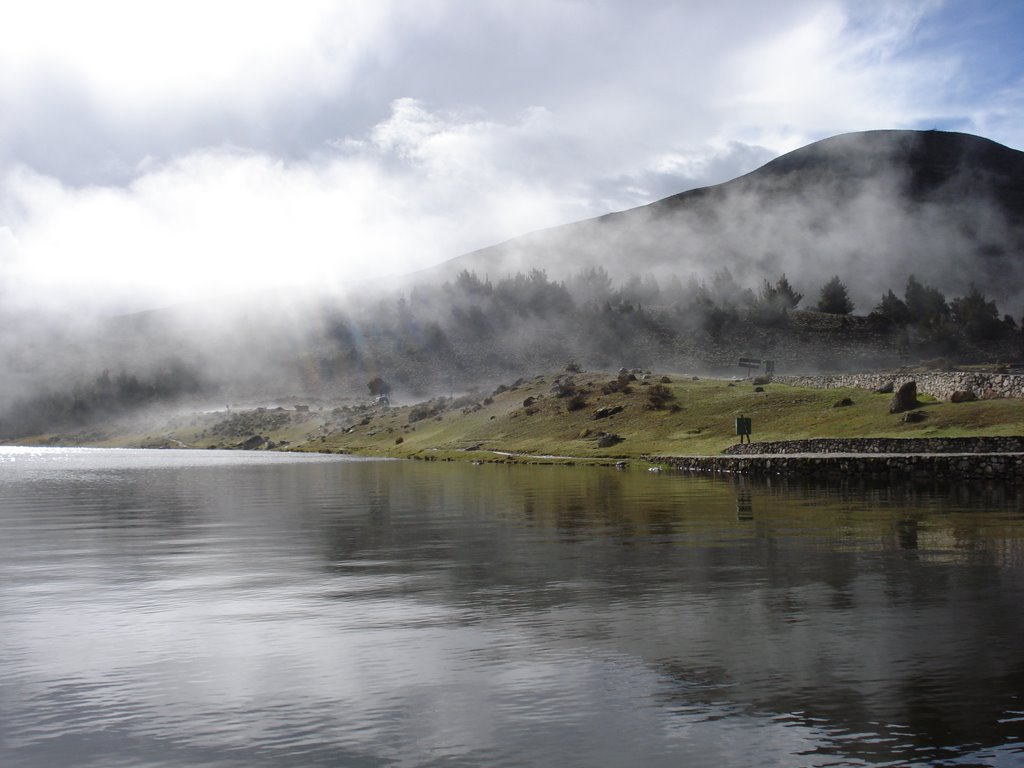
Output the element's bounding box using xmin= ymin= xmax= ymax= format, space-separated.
xmin=296 ymin=371 xmax=1024 ymax=460
xmin=24 ymin=370 xmax=1024 ymax=461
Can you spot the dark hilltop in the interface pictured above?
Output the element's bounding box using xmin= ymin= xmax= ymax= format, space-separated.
xmin=436 ymin=129 xmax=1024 ymax=310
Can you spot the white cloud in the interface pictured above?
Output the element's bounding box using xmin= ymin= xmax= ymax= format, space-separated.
xmin=0 ymin=100 xmax=594 ymax=310
xmin=0 ymin=1 xmax=388 ymax=110
xmin=717 ymin=2 xmax=956 ymax=151
xmin=0 ymin=0 xmax=1018 ymax=312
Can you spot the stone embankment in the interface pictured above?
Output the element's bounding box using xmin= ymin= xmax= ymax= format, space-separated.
xmin=773 ymin=372 xmax=1024 ymax=401
xmin=650 ymin=451 xmax=1024 ymax=483
xmin=649 ymin=436 xmax=1024 ymax=483
xmin=723 ymin=436 xmax=1024 ymax=455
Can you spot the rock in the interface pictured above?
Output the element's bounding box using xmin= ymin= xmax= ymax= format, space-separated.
xmin=902 ymin=411 xmax=927 ymax=423
xmin=950 ymin=390 xmax=977 ymax=403
xmin=889 ymin=381 xmax=918 ymax=413
xmin=578 ymin=428 xmax=592 ymax=439
xmin=597 ymin=432 xmax=624 ymax=448
xmin=754 ymin=386 xmax=765 ymax=392
xmin=833 ymin=397 xmax=854 ymax=407
xmin=874 ymin=381 xmax=895 ymax=394
xmin=660 ymin=376 xmax=672 ymax=383
xmin=522 ymin=396 xmax=536 ymax=407
xmin=593 ymin=405 xmax=625 ymax=420
xmin=238 ymin=434 xmax=267 ymax=450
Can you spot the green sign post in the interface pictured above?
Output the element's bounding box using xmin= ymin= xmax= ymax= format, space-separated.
xmin=735 ymin=415 xmax=752 ymax=444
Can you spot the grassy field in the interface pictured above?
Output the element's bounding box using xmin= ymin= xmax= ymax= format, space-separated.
xmin=19 ymin=369 xmax=1024 ymax=463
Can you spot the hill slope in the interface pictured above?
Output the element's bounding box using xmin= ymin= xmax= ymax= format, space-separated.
xmin=433 ymin=130 xmax=1024 ymax=309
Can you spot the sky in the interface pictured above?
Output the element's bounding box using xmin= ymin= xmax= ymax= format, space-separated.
xmin=0 ymin=0 xmax=1022 ymax=311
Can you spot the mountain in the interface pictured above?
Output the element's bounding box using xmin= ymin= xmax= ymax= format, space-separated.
xmin=5 ymin=130 xmax=1024 ymax=438
xmin=431 ymin=130 xmax=1024 ymax=309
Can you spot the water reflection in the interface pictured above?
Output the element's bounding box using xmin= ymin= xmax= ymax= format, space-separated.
xmin=1 ymin=448 xmax=1023 ymax=767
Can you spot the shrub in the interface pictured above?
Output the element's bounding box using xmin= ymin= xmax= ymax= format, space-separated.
xmin=646 ymin=383 xmax=676 ymax=409
xmin=367 ymin=376 xmax=392 ymax=396
xmin=566 ymin=393 xmax=588 ymax=412
xmin=408 ymin=406 xmax=431 ymax=423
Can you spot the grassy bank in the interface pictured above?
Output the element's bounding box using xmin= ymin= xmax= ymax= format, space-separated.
xmin=16 ymin=369 xmax=1024 ymax=463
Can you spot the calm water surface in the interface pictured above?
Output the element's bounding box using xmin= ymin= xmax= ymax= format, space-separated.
xmin=1 ymin=447 xmax=1023 ymax=767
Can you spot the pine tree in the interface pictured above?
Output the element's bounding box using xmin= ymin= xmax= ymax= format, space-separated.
xmin=816 ymin=276 xmax=854 ymax=315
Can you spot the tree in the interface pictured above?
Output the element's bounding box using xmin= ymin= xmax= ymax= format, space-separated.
xmin=453 ymin=269 xmax=492 ymax=297
xmin=367 ymin=376 xmax=391 ymax=396
xmin=950 ymin=283 xmax=1003 ymax=341
xmin=872 ymin=289 xmax=910 ymax=326
xmin=709 ymin=268 xmax=753 ymax=308
xmin=751 ymin=273 xmax=803 ymax=326
xmin=773 ymin=273 xmax=803 ymax=309
xmin=816 ymin=276 xmax=854 ymax=315
xmin=904 ymin=275 xmax=948 ymax=327
xmin=568 ymin=266 xmax=613 ymax=306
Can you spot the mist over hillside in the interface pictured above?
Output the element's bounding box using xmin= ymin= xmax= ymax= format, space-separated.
xmin=429 ymin=130 xmax=1024 ymax=310
xmin=3 ymin=129 xmax=1023 ymax=439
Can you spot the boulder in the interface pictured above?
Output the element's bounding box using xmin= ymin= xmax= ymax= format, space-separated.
xmin=874 ymin=381 xmax=895 ymax=394
xmin=597 ymin=432 xmax=624 ymax=448
xmin=889 ymin=381 xmax=918 ymax=413
xmin=950 ymin=390 xmax=977 ymax=403
xmin=239 ymin=434 xmax=267 ymax=450
xmin=593 ymin=405 xmax=625 ymax=420
xmin=902 ymin=411 xmax=927 ymax=423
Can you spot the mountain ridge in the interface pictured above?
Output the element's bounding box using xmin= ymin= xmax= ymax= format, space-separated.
xmin=427 ymin=129 xmax=1024 ymax=309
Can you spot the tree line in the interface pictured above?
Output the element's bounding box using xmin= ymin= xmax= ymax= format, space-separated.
xmin=0 ymin=360 xmax=204 ymax=439
xmin=413 ymin=266 xmax=1017 ymax=340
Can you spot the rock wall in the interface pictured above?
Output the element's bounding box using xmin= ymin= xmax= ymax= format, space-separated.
xmin=650 ymin=453 xmax=1024 ymax=483
xmin=723 ymin=436 xmax=1024 ymax=455
xmin=773 ymin=372 xmax=1024 ymax=401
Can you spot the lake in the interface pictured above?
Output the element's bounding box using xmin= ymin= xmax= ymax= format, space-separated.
xmin=1 ymin=447 xmax=1023 ymax=767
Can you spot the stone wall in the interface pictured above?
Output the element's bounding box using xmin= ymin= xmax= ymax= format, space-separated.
xmin=650 ymin=453 xmax=1024 ymax=483
xmin=772 ymin=372 xmax=1024 ymax=401
xmin=723 ymin=436 xmax=1024 ymax=455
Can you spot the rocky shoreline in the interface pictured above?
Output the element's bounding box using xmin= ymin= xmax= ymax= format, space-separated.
xmin=650 ymin=436 xmax=1024 ymax=482
xmin=721 ymin=436 xmax=1024 ymax=455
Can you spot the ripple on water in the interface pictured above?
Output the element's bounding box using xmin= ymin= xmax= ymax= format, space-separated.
xmin=2 ymin=450 xmax=1024 ymax=766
